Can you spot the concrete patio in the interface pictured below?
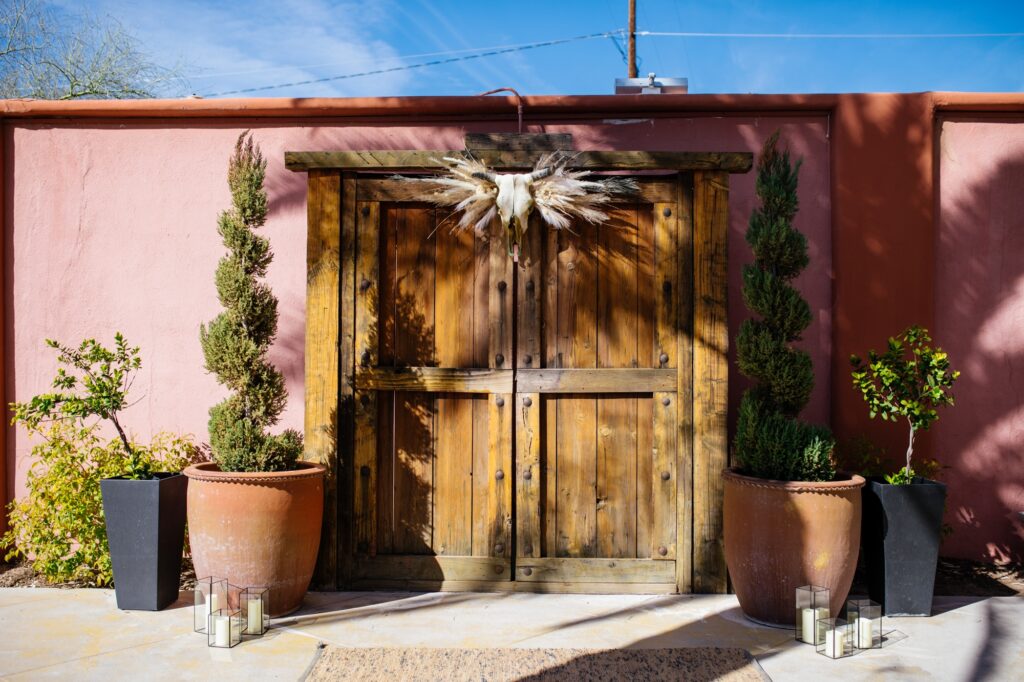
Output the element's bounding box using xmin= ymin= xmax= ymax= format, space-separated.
xmin=0 ymin=589 xmax=1020 ymax=681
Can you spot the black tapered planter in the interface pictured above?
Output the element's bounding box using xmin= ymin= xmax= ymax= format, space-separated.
xmin=861 ymin=477 xmax=947 ymax=616
xmin=100 ymin=473 xmax=188 ymax=611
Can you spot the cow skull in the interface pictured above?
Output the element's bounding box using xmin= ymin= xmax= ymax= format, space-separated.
xmin=473 ymin=167 xmax=552 ymax=258
xmin=392 ymin=152 xmax=638 ymax=261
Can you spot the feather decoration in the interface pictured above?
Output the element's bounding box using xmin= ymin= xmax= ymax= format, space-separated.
xmin=390 ymin=151 xmax=639 ymax=237
xmin=531 ymin=152 xmax=639 ymax=230
xmin=389 ymin=155 xmax=498 ymax=233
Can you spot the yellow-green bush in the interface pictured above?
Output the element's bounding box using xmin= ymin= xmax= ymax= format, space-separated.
xmin=1 ymin=422 xmax=198 ymax=586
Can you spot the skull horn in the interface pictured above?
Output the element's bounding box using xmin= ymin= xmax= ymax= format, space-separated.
xmin=525 ymin=166 xmax=554 ymax=182
xmin=472 ymin=170 xmax=498 ymax=183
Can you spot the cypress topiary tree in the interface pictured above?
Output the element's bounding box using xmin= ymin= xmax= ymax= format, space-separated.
xmin=734 ymin=133 xmax=835 ymax=482
xmin=200 ymin=132 xmax=302 ymax=472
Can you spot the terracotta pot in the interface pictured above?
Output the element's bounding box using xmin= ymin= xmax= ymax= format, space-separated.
xmin=184 ymin=461 xmax=326 ymax=617
xmin=723 ymin=467 xmax=865 ymax=626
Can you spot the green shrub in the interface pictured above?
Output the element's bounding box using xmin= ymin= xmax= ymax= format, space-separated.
xmin=1 ymin=423 xmax=196 ymax=585
xmin=12 ymin=334 xmax=153 ymax=478
xmin=733 ymin=133 xmax=836 ymax=482
xmin=850 ymin=326 xmax=959 ymax=484
xmin=200 ymin=131 xmax=301 ymax=472
xmin=2 ymin=333 xmax=200 ymax=585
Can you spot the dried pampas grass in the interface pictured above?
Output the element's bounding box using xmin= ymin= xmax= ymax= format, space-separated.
xmin=390 ymin=152 xmax=638 ymax=235
xmin=531 ymin=153 xmax=639 ymax=230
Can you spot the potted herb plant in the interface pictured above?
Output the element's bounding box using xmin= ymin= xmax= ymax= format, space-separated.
xmin=185 ymin=132 xmax=324 ymax=617
xmin=723 ymin=133 xmax=865 ymax=626
xmin=10 ymin=335 xmax=190 ymax=610
xmin=851 ymin=326 xmax=959 ymax=616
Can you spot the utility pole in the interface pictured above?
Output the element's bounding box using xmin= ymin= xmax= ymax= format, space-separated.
xmin=628 ymin=0 xmax=637 ymax=78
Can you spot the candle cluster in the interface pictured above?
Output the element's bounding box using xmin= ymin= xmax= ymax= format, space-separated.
xmin=193 ymin=578 xmax=269 ymax=648
xmin=846 ymin=598 xmax=882 ymax=650
xmin=796 ymin=587 xmax=886 ymax=660
xmin=794 ymin=585 xmax=830 ymax=645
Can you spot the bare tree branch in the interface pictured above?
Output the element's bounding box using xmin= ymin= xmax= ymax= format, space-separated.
xmin=0 ymin=0 xmax=187 ymax=99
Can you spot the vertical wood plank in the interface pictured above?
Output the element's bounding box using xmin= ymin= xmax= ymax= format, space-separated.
xmin=516 ymin=392 xmax=542 ymax=558
xmin=337 ymin=172 xmax=359 ymax=585
xmin=471 ymin=227 xmax=491 ymax=556
xmin=655 ymin=201 xmax=679 ymax=369
xmin=676 ymin=173 xmax=696 ymax=592
xmin=353 ymin=200 xmax=379 ymax=556
xmin=433 ymin=222 xmax=475 ymax=556
xmin=556 ymin=228 xmax=598 ymax=557
xmin=652 ymin=392 xmax=678 ymax=560
xmin=636 ymin=204 xmax=656 ymax=558
xmin=489 ymin=220 xmax=513 ymax=373
xmin=487 ymin=393 xmax=513 ymax=559
xmin=518 ymin=214 xmax=543 ymax=370
xmin=376 ymin=207 xmax=398 ymax=555
xmin=596 ymin=206 xmax=638 ymax=558
xmin=471 ymin=394 xmax=491 ymax=555
xmin=693 ymin=171 xmax=729 ymax=593
xmin=653 ymin=198 xmax=680 ymax=563
xmin=305 ymin=170 xmax=341 ymax=588
xmin=392 ymin=206 xmax=436 ymax=554
xmin=486 ymin=216 xmax=513 ymax=560
xmin=543 ymin=227 xmax=560 ymax=557
xmin=517 ymin=215 xmax=544 ymax=559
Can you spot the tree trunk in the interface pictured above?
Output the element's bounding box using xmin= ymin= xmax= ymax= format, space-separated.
xmin=905 ymin=423 xmax=916 ymax=480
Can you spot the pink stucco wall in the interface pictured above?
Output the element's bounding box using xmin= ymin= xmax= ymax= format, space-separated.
xmin=936 ymin=116 xmax=1024 ymax=563
xmin=4 ymin=114 xmax=831 ymax=502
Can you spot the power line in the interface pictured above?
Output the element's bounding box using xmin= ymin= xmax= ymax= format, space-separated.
xmin=639 ymin=30 xmax=1024 ymax=39
xmin=199 ymin=27 xmax=1024 ymax=97
xmin=189 ymin=40 xmax=602 ymax=80
xmin=202 ymin=30 xmax=623 ymax=97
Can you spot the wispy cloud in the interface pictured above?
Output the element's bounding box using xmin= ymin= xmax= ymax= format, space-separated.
xmin=74 ymin=0 xmax=411 ymax=97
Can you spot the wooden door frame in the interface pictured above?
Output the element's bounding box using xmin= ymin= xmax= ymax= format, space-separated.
xmin=291 ymin=150 xmax=751 ymax=594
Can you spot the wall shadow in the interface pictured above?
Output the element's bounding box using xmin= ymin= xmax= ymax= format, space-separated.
xmin=933 ymin=125 xmax=1024 ymax=564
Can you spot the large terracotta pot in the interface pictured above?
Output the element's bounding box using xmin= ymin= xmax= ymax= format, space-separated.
xmin=723 ymin=467 xmax=865 ymax=626
xmin=184 ymin=461 xmax=326 ymax=617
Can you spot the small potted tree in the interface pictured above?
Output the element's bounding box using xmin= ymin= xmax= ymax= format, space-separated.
xmin=185 ymin=132 xmax=324 ymax=617
xmin=724 ymin=133 xmax=865 ymax=626
xmin=10 ymin=335 xmax=190 ymax=610
xmin=851 ymin=326 xmax=959 ymax=616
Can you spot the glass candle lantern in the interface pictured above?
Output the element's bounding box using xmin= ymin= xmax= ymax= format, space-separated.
xmin=242 ymin=587 xmax=269 ymax=636
xmin=207 ymin=609 xmax=243 ymax=648
xmin=816 ymin=618 xmax=855 ymax=659
xmin=194 ymin=577 xmax=229 ymax=633
xmin=795 ymin=585 xmax=830 ymax=645
xmin=846 ymin=598 xmax=883 ymax=649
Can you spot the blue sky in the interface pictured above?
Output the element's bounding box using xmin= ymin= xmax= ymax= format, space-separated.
xmin=65 ymin=0 xmax=1024 ymax=97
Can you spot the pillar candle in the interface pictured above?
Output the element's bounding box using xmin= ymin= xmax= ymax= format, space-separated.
xmin=205 ymin=593 xmax=219 ymax=618
xmin=247 ymin=597 xmax=264 ymax=634
xmin=800 ymin=607 xmax=828 ymax=644
xmin=214 ymin=614 xmax=230 ymax=647
xmin=825 ymin=627 xmax=845 ymax=657
xmin=856 ymin=617 xmax=874 ymax=648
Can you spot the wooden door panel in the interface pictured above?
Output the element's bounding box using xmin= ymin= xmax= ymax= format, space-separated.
xmin=517 ymin=187 xmax=687 ymax=587
xmin=377 ymin=205 xmax=489 ymax=370
xmin=353 ymin=197 xmax=512 ymax=584
xmin=539 ymin=394 xmax=660 ymax=560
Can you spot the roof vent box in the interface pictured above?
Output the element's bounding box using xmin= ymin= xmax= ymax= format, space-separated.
xmin=614 ymin=73 xmax=688 ymax=94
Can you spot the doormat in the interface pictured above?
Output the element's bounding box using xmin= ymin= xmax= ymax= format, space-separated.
xmin=303 ymin=645 xmax=769 ymax=681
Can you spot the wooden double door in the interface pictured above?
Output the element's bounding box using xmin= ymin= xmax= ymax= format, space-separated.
xmin=298 ymin=151 xmax=737 ymax=595
xmin=346 ymin=175 xmax=693 ymax=592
